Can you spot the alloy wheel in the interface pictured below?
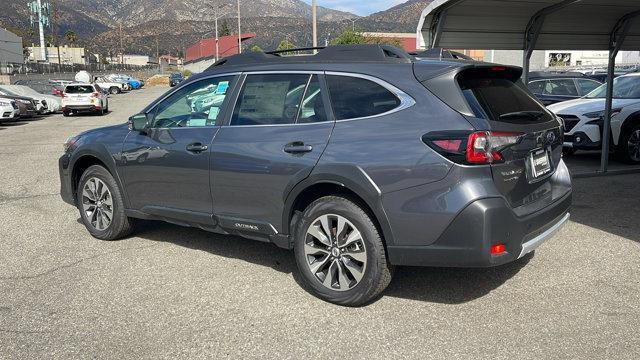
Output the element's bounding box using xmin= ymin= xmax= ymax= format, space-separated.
xmin=628 ymin=129 xmax=640 ymax=162
xmin=303 ymin=214 xmax=367 ymax=291
xmin=81 ymin=177 xmax=113 ymax=231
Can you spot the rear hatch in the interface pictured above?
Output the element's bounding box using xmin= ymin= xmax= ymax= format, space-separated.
xmin=457 ymin=67 xmax=563 ymax=210
xmin=64 ymin=85 xmax=95 ymax=104
xmin=420 ymin=65 xmax=563 ymax=211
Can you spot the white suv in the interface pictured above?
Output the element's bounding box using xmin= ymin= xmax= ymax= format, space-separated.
xmin=61 ymin=83 xmax=109 ymax=117
xmin=548 ymin=73 xmax=640 ymax=163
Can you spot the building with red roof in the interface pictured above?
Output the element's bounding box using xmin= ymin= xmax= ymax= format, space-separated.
xmin=185 ymin=33 xmax=256 ymax=63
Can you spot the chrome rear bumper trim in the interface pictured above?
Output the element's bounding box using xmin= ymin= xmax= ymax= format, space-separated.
xmin=518 ymin=212 xmax=570 ymax=259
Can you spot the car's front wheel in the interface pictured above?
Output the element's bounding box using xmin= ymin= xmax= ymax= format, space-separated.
xmin=293 ymin=196 xmax=393 ymax=306
xmin=618 ymin=123 xmax=640 ymax=164
xmin=110 ymin=87 xmax=120 ymax=95
xmin=77 ymin=165 xmax=135 ymax=240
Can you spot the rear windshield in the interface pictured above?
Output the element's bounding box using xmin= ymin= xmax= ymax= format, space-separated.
xmin=458 ymin=74 xmax=552 ymax=123
xmin=65 ymin=85 xmax=94 ymax=94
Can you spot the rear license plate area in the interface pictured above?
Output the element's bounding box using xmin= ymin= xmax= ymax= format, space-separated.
xmin=529 ymin=149 xmax=552 ymax=180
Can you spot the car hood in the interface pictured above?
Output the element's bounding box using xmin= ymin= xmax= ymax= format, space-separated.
xmin=548 ymin=98 xmax=640 ymax=114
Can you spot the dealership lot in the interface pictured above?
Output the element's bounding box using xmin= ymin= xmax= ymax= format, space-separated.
xmin=0 ymin=87 xmax=638 ymax=359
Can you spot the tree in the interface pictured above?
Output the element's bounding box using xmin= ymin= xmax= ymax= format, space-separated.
xmin=276 ymin=39 xmax=295 ymax=52
xmin=219 ymin=20 xmax=231 ymax=37
xmin=330 ymin=30 xmax=366 ymax=45
xmin=64 ymin=29 xmax=77 ymax=45
xmin=330 ymin=30 xmax=402 ymax=48
xmin=250 ymin=45 xmax=263 ymax=53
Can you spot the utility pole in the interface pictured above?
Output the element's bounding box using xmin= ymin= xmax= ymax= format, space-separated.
xmin=156 ymin=37 xmax=160 ymax=72
xmin=28 ymin=0 xmax=50 ymax=62
xmin=119 ymin=23 xmax=123 ymax=65
xmin=50 ymin=0 xmax=61 ymax=68
xmin=312 ymin=0 xmax=317 ymax=53
xmin=215 ymin=16 xmax=219 ymax=62
xmin=236 ymin=0 xmax=242 ymax=54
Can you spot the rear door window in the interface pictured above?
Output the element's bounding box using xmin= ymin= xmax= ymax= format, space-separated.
xmin=231 ymin=74 xmax=310 ymax=126
xmin=326 ymin=75 xmax=400 ymax=120
xmin=528 ymin=80 xmax=546 ymax=94
xmin=459 ymin=74 xmax=553 ymax=123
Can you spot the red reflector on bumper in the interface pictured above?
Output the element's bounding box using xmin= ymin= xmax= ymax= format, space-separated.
xmin=490 ymin=244 xmax=505 ymax=255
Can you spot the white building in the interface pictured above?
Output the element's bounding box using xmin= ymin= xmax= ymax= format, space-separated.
xmin=28 ymin=45 xmax=87 ymax=64
xmin=484 ymin=50 xmax=640 ymax=70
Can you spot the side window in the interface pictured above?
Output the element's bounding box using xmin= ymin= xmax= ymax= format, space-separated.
xmin=528 ymin=80 xmax=545 ymax=94
xmin=576 ymin=79 xmax=601 ymax=96
xmin=151 ymin=76 xmax=234 ymax=128
xmin=231 ymin=74 xmax=310 ymax=126
xmin=544 ymin=79 xmax=578 ymax=96
xmin=326 ymin=75 xmax=401 ymax=120
xmin=297 ymin=75 xmax=328 ymax=124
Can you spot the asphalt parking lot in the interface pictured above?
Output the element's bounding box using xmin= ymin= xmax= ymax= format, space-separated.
xmin=1 ymin=87 xmax=638 ymax=359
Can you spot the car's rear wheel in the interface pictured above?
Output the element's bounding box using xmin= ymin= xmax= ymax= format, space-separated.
xmin=618 ymin=124 xmax=640 ymax=164
xmin=77 ymin=165 xmax=135 ymax=240
xmin=293 ymin=196 xmax=393 ymax=306
xmin=110 ymin=87 xmax=120 ymax=95
xmin=62 ymin=110 xmax=70 ymax=117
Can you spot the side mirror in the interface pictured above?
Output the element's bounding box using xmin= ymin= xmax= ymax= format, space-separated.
xmin=128 ymin=113 xmax=149 ymax=132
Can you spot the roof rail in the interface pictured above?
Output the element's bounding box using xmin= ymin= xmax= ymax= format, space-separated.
xmin=205 ymin=45 xmax=414 ymax=71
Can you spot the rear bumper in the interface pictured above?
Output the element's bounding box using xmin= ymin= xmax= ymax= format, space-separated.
xmin=387 ymin=190 xmax=572 ymax=267
xmin=63 ymin=105 xmax=101 ymax=112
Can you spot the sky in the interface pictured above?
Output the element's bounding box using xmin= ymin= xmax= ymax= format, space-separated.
xmin=301 ymin=0 xmax=408 ymax=16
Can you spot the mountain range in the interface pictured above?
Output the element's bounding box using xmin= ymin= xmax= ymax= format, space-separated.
xmin=1 ymin=0 xmax=433 ymax=57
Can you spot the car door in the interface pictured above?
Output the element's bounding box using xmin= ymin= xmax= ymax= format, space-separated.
xmin=210 ymin=72 xmax=334 ymax=234
xmin=575 ymin=78 xmax=602 ymax=96
xmin=120 ymin=74 xmax=237 ymax=220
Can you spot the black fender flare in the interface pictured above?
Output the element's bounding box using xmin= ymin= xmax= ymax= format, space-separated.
xmin=69 ymin=144 xmax=129 ymax=208
xmin=282 ymin=164 xmax=396 ymax=247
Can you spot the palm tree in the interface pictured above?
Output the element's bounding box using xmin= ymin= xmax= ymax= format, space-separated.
xmin=64 ymin=29 xmax=77 ymax=45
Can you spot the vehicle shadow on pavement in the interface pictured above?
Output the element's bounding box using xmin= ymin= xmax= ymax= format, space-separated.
xmin=133 ymin=220 xmax=298 ymax=274
xmin=382 ymin=254 xmax=532 ymax=304
xmin=570 ymin=175 xmax=640 ymax=243
xmin=130 ymin=219 xmax=533 ymax=305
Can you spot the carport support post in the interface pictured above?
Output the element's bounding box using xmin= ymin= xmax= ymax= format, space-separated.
xmin=601 ymin=12 xmax=639 ymax=173
xmin=600 ymin=50 xmax=618 ymax=173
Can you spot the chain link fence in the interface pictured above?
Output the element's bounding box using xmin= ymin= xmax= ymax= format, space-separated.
xmin=0 ymin=61 xmax=157 ymax=76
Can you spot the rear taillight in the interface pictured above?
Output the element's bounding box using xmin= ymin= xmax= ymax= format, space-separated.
xmin=423 ymin=131 xmax=523 ymax=165
xmin=91 ymin=92 xmax=100 ymax=98
xmin=61 ymin=93 xmax=67 ymax=98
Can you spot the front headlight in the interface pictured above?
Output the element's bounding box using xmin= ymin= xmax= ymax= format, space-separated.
xmin=0 ymin=100 xmax=10 ymax=107
xmin=63 ymin=136 xmax=79 ymax=152
xmin=583 ymin=109 xmax=621 ymax=119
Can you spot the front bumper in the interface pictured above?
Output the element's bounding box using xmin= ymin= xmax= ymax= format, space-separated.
xmin=387 ymin=191 xmax=572 ymax=267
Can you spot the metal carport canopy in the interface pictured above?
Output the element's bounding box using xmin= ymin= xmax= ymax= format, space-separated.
xmin=416 ymin=0 xmax=640 ymax=173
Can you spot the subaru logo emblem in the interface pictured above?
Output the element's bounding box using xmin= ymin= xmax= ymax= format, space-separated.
xmin=546 ymin=131 xmax=556 ymax=144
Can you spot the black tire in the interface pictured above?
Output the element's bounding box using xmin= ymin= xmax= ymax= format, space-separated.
xmin=293 ymin=196 xmax=393 ymax=306
xmin=110 ymin=87 xmax=120 ymax=95
xmin=62 ymin=110 xmax=71 ymax=117
xmin=562 ymin=147 xmax=577 ymax=156
xmin=616 ymin=123 xmax=640 ymax=164
xmin=77 ymin=165 xmax=135 ymax=240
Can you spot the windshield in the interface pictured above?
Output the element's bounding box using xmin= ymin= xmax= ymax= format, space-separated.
xmin=585 ymin=75 xmax=640 ymax=99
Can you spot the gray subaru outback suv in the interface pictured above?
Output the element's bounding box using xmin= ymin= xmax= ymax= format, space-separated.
xmin=59 ymin=45 xmax=571 ymax=306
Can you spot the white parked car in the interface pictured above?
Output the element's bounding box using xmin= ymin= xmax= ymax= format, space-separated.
xmin=0 ymin=85 xmax=62 ymax=113
xmin=61 ymin=83 xmax=109 ymax=116
xmin=548 ymin=72 xmax=640 ymax=163
xmin=94 ymin=77 xmax=128 ymax=94
xmin=0 ymin=98 xmax=19 ymax=122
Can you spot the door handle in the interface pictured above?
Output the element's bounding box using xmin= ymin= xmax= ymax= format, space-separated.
xmin=284 ymin=141 xmax=313 ymax=154
xmin=186 ymin=142 xmax=208 ymax=153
